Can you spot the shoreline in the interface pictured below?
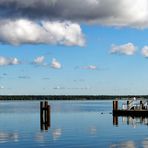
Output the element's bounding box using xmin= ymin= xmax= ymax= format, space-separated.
xmin=0 ymin=95 xmax=148 ymax=100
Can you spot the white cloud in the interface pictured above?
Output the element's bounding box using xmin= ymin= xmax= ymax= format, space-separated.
xmin=141 ymin=46 xmax=148 ymax=57
xmin=82 ymin=65 xmax=97 ymax=70
xmin=11 ymin=58 xmax=20 ymax=65
xmin=0 ymin=56 xmax=20 ymax=66
xmin=51 ymin=58 xmax=62 ymax=69
xmin=53 ymin=86 xmax=90 ymax=90
xmin=43 ymin=21 xmax=85 ymax=46
xmin=33 ymin=57 xmax=62 ymax=69
xmin=111 ymin=43 xmax=136 ymax=55
xmin=0 ymin=86 xmax=4 ymax=89
xmin=53 ymin=86 xmax=65 ymax=90
xmin=0 ymin=19 xmax=85 ymax=46
xmin=33 ymin=56 xmax=45 ymax=65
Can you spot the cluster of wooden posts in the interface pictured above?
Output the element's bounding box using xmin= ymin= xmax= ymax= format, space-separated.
xmin=40 ymin=101 xmax=50 ymax=131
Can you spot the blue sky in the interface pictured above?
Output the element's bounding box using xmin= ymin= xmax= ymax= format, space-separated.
xmin=1 ymin=0 xmax=148 ymax=95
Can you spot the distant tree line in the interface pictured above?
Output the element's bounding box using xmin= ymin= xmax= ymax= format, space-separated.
xmin=0 ymin=95 xmax=148 ymax=100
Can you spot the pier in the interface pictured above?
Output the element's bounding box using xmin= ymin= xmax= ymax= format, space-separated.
xmin=113 ymin=98 xmax=148 ymax=117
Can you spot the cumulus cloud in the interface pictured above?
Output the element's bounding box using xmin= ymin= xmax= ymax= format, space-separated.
xmin=0 ymin=19 xmax=85 ymax=46
xmin=141 ymin=46 xmax=148 ymax=57
xmin=0 ymin=0 xmax=148 ymax=28
xmin=0 ymin=56 xmax=20 ymax=66
xmin=111 ymin=43 xmax=136 ymax=55
xmin=32 ymin=57 xmax=62 ymax=69
xmin=33 ymin=56 xmax=45 ymax=65
xmin=51 ymin=58 xmax=62 ymax=69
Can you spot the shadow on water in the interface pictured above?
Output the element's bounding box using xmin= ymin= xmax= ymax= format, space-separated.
xmin=40 ymin=101 xmax=51 ymax=131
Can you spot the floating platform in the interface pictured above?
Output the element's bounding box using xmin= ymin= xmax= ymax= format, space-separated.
xmin=113 ymin=99 xmax=148 ymax=117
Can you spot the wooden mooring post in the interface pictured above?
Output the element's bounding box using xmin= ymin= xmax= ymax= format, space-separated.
xmin=40 ymin=101 xmax=50 ymax=131
xmin=113 ymin=100 xmax=118 ymax=111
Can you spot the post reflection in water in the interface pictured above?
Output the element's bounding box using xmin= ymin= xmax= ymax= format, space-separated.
xmin=113 ymin=115 xmax=148 ymax=127
xmin=113 ymin=115 xmax=118 ymax=126
xmin=40 ymin=101 xmax=50 ymax=131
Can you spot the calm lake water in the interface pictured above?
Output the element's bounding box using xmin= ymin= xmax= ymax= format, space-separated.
xmin=0 ymin=100 xmax=147 ymax=148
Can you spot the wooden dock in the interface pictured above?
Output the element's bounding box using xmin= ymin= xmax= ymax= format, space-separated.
xmin=113 ymin=100 xmax=148 ymax=117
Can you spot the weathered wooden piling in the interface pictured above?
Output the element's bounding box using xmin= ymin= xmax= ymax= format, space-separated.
xmin=40 ymin=101 xmax=50 ymax=131
xmin=113 ymin=100 xmax=118 ymax=110
xmin=47 ymin=105 xmax=50 ymax=127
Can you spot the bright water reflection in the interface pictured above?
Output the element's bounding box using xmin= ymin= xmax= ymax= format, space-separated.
xmin=0 ymin=100 xmax=147 ymax=148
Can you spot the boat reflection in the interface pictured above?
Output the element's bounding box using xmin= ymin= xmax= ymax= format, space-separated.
xmin=113 ymin=115 xmax=148 ymax=127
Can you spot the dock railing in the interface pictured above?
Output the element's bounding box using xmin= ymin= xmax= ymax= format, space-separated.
xmin=143 ymin=100 xmax=148 ymax=109
xmin=127 ymin=99 xmax=134 ymax=110
xmin=122 ymin=99 xmax=148 ymax=110
xmin=123 ymin=99 xmax=136 ymax=110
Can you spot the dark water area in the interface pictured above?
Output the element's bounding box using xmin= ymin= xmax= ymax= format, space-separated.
xmin=0 ymin=100 xmax=147 ymax=148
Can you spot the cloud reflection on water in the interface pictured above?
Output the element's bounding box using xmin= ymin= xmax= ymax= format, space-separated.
xmin=142 ymin=138 xmax=148 ymax=148
xmin=110 ymin=139 xmax=148 ymax=148
xmin=35 ymin=128 xmax=62 ymax=143
xmin=89 ymin=126 xmax=97 ymax=135
xmin=0 ymin=132 xmax=19 ymax=143
xmin=110 ymin=140 xmax=136 ymax=148
xmin=52 ymin=128 xmax=62 ymax=141
xmin=35 ymin=133 xmax=45 ymax=143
